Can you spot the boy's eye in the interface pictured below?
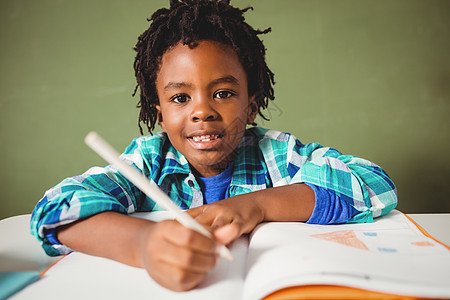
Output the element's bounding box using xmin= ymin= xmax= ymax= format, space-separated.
xmin=214 ymin=90 xmax=235 ymax=99
xmin=171 ymin=94 xmax=190 ymax=103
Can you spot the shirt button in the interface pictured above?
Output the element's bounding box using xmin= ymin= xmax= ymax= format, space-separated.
xmin=187 ymin=180 xmax=194 ymax=187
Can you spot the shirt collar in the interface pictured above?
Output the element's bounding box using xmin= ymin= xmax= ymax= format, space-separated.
xmin=158 ymin=134 xmax=191 ymax=186
xmin=229 ymin=129 xmax=268 ymax=193
xmin=158 ymin=129 xmax=268 ymax=192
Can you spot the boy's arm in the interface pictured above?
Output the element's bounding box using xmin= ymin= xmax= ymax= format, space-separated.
xmin=31 ymin=138 xmax=150 ymax=256
xmin=291 ymin=142 xmax=398 ymax=222
xmin=266 ymin=131 xmax=397 ymax=222
xmin=56 ymin=211 xmax=219 ymax=291
xmin=31 ymin=165 xmax=142 ymax=256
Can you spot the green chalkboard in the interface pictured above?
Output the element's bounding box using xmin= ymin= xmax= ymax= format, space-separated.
xmin=1 ymin=0 xmax=449 ymax=219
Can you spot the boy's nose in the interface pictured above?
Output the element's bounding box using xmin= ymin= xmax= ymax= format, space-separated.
xmin=190 ymin=97 xmax=218 ymax=122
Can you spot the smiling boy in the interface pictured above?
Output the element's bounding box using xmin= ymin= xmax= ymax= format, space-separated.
xmin=31 ymin=0 xmax=397 ymax=292
xmin=155 ymin=40 xmax=255 ymax=177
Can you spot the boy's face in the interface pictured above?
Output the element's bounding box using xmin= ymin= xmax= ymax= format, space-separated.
xmin=155 ymin=40 xmax=256 ymax=177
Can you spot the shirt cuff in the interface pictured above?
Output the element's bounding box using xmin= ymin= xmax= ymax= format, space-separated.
xmin=44 ymin=229 xmax=62 ymax=246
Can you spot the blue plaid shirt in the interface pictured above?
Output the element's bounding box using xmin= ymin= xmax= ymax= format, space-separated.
xmin=31 ymin=127 xmax=397 ymax=256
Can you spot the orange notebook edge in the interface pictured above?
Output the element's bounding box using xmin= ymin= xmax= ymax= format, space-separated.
xmin=264 ymin=211 xmax=449 ymax=300
xmin=401 ymin=212 xmax=450 ymax=250
xmin=264 ymin=284 xmax=427 ymax=300
xmin=39 ymin=254 xmax=69 ymax=278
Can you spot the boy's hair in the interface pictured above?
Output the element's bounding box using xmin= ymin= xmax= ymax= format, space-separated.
xmin=133 ymin=0 xmax=275 ymax=134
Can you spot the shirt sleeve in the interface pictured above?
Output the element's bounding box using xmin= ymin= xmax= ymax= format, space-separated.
xmin=30 ymin=138 xmax=148 ymax=256
xmin=305 ymin=183 xmax=359 ymax=224
xmin=286 ymin=137 xmax=398 ymax=223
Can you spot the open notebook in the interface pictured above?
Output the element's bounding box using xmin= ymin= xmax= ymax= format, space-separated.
xmin=10 ymin=210 xmax=450 ymax=300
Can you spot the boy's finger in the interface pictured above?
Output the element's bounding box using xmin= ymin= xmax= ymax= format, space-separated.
xmin=187 ymin=206 xmax=217 ymax=226
xmin=213 ymin=223 xmax=240 ymax=246
xmin=186 ymin=207 xmax=203 ymax=218
xmin=163 ymin=221 xmax=216 ymax=254
xmin=151 ymin=260 xmax=209 ymax=292
xmin=158 ymin=244 xmax=218 ymax=273
xmin=210 ymin=214 xmax=234 ymax=230
xmin=192 ymin=210 xmax=217 ymax=226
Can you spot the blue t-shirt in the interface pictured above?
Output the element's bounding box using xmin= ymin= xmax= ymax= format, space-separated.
xmin=196 ymin=163 xmax=358 ymax=224
xmin=197 ymin=163 xmax=234 ymax=204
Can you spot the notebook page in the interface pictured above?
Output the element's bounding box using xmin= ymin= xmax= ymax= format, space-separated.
xmin=242 ymin=210 xmax=450 ymax=300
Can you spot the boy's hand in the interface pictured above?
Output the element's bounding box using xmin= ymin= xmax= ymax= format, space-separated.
xmin=187 ymin=195 xmax=265 ymax=245
xmin=187 ymin=184 xmax=316 ymax=246
xmin=57 ymin=212 xmax=220 ymax=292
xmin=140 ymin=220 xmax=218 ymax=291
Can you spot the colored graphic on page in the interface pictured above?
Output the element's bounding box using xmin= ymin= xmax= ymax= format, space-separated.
xmin=310 ymin=230 xmax=438 ymax=254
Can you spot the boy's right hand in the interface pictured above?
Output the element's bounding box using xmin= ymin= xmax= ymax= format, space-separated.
xmin=57 ymin=212 xmax=218 ymax=291
xmin=139 ymin=219 xmax=219 ymax=291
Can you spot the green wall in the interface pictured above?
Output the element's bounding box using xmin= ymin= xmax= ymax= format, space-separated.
xmin=1 ymin=0 xmax=449 ymax=219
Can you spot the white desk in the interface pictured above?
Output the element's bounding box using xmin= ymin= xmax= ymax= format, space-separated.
xmin=0 ymin=215 xmax=59 ymax=274
xmin=407 ymin=213 xmax=450 ymax=246
xmin=0 ymin=212 xmax=449 ymax=299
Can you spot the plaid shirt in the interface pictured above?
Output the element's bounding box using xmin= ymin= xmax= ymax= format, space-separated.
xmin=31 ymin=127 xmax=397 ymax=256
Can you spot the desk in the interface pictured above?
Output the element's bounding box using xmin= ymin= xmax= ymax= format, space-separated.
xmin=0 ymin=215 xmax=59 ymax=274
xmin=407 ymin=214 xmax=450 ymax=245
xmin=1 ymin=212 xmax=449 ymax=299
xmin=1 ymin=213 xmax=449 ymax=273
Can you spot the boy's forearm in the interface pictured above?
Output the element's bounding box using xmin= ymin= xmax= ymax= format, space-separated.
xmin=57 ymin=211 xmax=152 ymax=268
xmin=251 ymin=183 xmax=315 ymax=222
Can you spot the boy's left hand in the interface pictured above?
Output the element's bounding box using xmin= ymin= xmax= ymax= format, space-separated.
xmin=187 ymin=195 xmax=264 ymax=245
xmin=188 ymin=184 xmax=315 ymax=246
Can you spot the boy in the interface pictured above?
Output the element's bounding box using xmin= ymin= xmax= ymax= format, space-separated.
xmin=31 ymin=0 xmax=397 ymax=292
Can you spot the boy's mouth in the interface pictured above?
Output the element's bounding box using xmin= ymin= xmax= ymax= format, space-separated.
xmin=187 ymin=133 xmax=224 ymax=149
xmin=191 ymin=134 xmax=221 ymax=142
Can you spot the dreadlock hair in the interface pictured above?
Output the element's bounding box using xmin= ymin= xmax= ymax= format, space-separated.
xmin=133 ymin=0 xmax=275 ymax=135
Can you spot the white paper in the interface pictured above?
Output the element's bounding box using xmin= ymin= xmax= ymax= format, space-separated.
xmin=242 ymin=210 xmax=450 ymax=300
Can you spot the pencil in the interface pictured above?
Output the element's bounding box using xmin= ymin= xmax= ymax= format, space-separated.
xmin=84 ymin=131 xmax=233 ymax=261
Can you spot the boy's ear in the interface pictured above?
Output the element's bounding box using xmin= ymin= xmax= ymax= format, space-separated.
xmin=154 ymin=104 xmax=166 ymax=132
xmin=247 ymin=96 xmax=258 ymax=125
